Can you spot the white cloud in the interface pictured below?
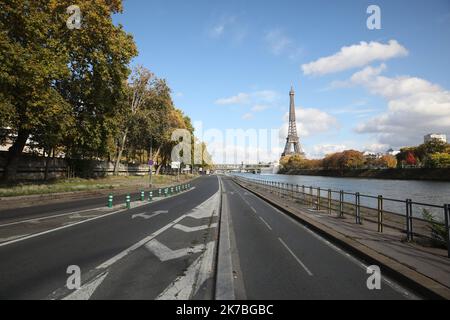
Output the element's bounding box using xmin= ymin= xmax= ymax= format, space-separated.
xmin=215 ymin=93 xmax=250 ymax=105
xmin=208 ymin=15 xmax=247 ymax=43
xmin=349 ymin=65 xmax=450 ymax=147
xmin=251 ymin=104 xmax=270 ymax=112
xmin=280 ymin=107 xmax=339 ymax=139
xmin=265 ymin=29 xmax=303 ymax=60
xmin=308 ymin=144 xmax=348 ymax=159
xmin=215 ymin=90 xmax=278 ymax=106
xmin=242 ymin=113 xmax=253 ymax=120
xmin=302 ymin=40 xmax=408 ymax=76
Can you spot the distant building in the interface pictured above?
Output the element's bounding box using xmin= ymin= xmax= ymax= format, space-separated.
xmin=386 ymin=148 xmax=400 ymax=156
xmin=424 ymin=133 xmax=447 ymax=144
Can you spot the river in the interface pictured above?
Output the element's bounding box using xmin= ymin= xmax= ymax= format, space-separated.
xmin=234 ymin=173 xmax=450 ymax=220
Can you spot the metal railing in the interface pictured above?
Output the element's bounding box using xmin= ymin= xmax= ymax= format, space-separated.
xmin=234 ymin=175 xmax=450 ymax=258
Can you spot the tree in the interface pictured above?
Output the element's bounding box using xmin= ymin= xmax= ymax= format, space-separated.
xmin=379 ymin=155 xmax=397 ymax=168
xmin=0 ymin=0 xmax=137 ymax=181
xmin=405 ymin=152 xmax=417 ymax=166
xmin=113 ymin=66 xmax=154 ymax=174
xmin=425 ymin=153 xmax=450 ymax=168
xmin=340 ymin=150 xmax=365 ymax=169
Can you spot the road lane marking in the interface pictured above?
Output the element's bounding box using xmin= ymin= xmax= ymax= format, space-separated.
xmin=242 ymin=187 xmax=417 ymax=299
xmin=173 ymin=223 xmax=218 ymax=233
xmin=132 ymin=210 xmax=168 ymax=220
xmin=145 ymin=240 xmax=208 ymax=262
xmin=96 ymin=192 xmax=219 ymax=270
xmin=250 ymin=206 xmax=257 ymax=213
xmin=0 ymin=234 xmax=30 ymax=242
xmin=63 ymin=272 xmax=108 ymax=300
xmin=278 ymin=238 xmax=313 ymax=276
xmin=156 ymin=241 xmax=216 ymax=300
xmin=0 ymin=207 xmax=111 ymax=228
xmin=258 ymin=216 xmax=272 ymax=231
xmin=0 ymin=187 xmax=197 ymax=247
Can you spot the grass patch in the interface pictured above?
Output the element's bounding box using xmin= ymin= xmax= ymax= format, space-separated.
xmin=0 ymin=174 xmax=195 ymax=197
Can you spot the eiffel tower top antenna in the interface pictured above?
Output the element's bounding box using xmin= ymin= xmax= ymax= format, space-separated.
xmin=282 ymin=85 xmax=305 ymax=157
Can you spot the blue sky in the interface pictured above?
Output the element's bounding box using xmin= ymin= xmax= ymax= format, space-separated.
xmin=114 ymin=0 xmax=450 ymax=163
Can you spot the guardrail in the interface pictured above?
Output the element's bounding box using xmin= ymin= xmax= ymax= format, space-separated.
xmin=233 ymin=175 xmax=450 ymax=258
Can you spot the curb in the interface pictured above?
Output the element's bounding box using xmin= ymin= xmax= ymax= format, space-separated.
xmin=0 ymin=176 xmax=200 ymax=206
xmin=214 ymin=176 xmax=236 ymax=300
xmin=235 ymin=179 xmax=450 ymax=300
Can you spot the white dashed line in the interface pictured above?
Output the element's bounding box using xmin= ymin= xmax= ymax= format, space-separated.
xmin=259 ymin=216 xmax=272 ymax=231
xmin=278 ymin=238 xmax=313 ymax=276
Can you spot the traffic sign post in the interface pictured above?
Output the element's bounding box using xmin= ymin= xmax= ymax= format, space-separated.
xmin=148 ymin=159 xmax=154 ymax=189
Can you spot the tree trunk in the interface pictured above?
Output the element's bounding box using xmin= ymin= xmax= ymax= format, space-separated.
xmin=3 ymin=129 xmax=29 ymax=182
xmin=113 ymin=128 xmax=128 ymax=175
xmin=155 ymin=164 xmax=162 ymax=175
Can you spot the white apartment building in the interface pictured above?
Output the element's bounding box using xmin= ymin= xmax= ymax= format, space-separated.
xmin=424 ymin=133 xmax=447 ymax=144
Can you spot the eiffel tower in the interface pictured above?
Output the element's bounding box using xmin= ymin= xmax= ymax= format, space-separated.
xmin=282 ymin=86 xmax=305 ymax=157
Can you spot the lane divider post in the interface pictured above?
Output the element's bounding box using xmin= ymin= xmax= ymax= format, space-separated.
xmin=108 ymin=194 xmax=113 ymax=208
xmin=126 ymin=194 xmax=131 ymax=209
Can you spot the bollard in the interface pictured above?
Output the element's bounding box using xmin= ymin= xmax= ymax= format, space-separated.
xmin=141 ymin=190 xmax=145 ymax=201
xmin=165 ymin=188 xmax=168 ymax=197
xmin=148 ymin=191 xmax=153 ymax=202
xmin=126 ymin=194 xmax=131 ymax=209
xmin=158 ymin=188 xmax=162 ymax=197
xmin=377 ymin=195 xmax=384 ymax=233
xmin=108 ymin=194 xmax=113 ymax=208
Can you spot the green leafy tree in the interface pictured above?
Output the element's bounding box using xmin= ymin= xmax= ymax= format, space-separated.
xmin=0 ymin=0 xmax=137 ymax=181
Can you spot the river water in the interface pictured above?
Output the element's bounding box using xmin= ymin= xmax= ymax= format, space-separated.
xmin=235 ymin=173 xmax=450 ymax=220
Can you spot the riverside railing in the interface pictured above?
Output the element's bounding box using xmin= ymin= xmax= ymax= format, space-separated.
xmin=233 ymin=175 xmax=450 ymax=258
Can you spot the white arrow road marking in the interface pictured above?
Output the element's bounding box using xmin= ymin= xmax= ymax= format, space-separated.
xmin=156 ymin=241 xmax=215 ymax=300
xmin=132 ymin=210 xmax=168 ymax=220
xmin=145 ymin=240 xmax=206 ymax=262
xmin=186 ymin=193 xmax=219 ymax=219
xmin=59 ymin=190 xmax=219 ymax=300
xmin=173 ymin=223 xmax=218 ymax=233
xmin=63 ymin=272 xmax=108 ymax=300
xmin=97 ymin=192 xmax=219 ymax=270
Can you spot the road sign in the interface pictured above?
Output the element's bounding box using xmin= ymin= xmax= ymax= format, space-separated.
xmin=171 ymin=161 xmax=181 ymax=169
xmin=148 ymin=160 xmax=154 ymax=166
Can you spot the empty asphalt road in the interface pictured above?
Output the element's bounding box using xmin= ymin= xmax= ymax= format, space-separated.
xmin=0 ymin=176 xmax=220 ymax=300
xmin=220 ymin=176 xmax=418 ymax=300
xmin=0 ymin=175 xmax=420 ymax=300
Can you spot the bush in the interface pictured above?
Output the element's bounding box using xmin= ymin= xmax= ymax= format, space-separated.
xmin=422 ymin=209 xmax=448 ymax=248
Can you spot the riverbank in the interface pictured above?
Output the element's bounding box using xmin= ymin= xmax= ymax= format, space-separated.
xmin=279 ymin=168 xmax=450 ymax=182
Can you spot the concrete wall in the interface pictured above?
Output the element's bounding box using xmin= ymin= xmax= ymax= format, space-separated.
xmin=0 ymin=151 xmax=150 ymax=181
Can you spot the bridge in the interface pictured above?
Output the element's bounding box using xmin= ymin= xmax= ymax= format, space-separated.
xmin=213 ymin=163 xmax=279 ymax=174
